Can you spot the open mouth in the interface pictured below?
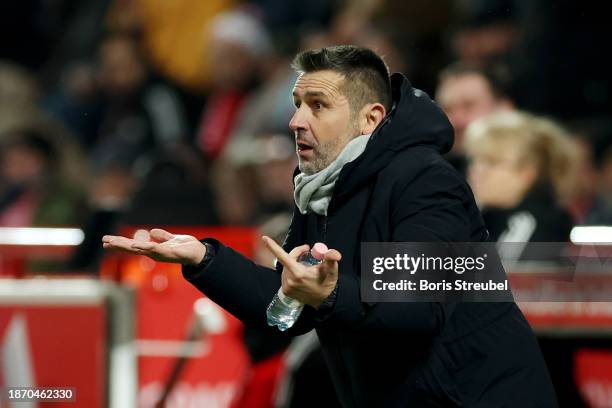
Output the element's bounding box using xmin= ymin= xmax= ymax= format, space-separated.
xmin=296 ymin=142 xmax=313 ymax=152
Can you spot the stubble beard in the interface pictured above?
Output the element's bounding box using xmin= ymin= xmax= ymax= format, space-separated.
xmin=299 ymin=140 xmax=339 ymax=175
xmin=298 ymin=124 xmax=361 ymax=175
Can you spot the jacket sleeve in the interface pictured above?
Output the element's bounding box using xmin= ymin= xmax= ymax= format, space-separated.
xmin=314 ymin=164 xmax=471 ymax=333
xmin=182 ymin=238 xmax=316 ymax=336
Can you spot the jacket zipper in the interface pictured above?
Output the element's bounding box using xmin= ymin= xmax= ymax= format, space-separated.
xmin=322 ymin=215 xmax=328 ymax=242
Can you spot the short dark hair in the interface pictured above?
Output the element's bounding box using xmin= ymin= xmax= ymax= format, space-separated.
xmin=438 ymin=62 xmax=513 ymax=101
xmin=291 ymin=45 xmax=392 ymax=113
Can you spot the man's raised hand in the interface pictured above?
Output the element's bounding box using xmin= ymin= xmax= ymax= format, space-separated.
xmin=102 ymin=228 xmax=206 ymax=266
xmin=262 ymin=236 xmax=341 ymax=309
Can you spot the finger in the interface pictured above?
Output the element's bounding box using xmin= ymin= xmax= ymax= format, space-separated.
xmin=102 ymin=237 xmax=142 ymax=254
xmin=102 ymin=235 xmax=122 ymax=243
xmin=289 ymin=244 xmax=310 ymax=259
xmin=131 ymin=241 xmax=157 ymax=251
xmin=133 ymin=229 xmax=150 ymax=242
xmin=150 ymin=228 xmax=175 ymax=243
xmin=103 ymin=236 xmax=136 ymax=251
xmin=261 ymin=236 xmax=294 ymax=266
xmin=321 ymin=249 xmax=342 ymax=275
xmin=323 ymin=249 xmax=342 ymax=263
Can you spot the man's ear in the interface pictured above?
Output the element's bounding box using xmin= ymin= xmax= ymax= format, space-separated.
xmin=359 ymin=103 xmax=387 ymax=134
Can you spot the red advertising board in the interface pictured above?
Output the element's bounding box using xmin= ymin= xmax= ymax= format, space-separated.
xmin=107 ymin=227 xmax=257 ymax=408
xmin=134 ymin=262 xmax=250 ymax=408
xmin=574 ymin=349 xmax=612 ymax=407
xmin=0 ymin=304 xmax=106 ymax=407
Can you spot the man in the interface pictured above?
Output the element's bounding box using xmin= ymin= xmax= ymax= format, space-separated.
xmin=103 ymin=46 xmax=557 ymax=407
xmin=435 ymin=63 xmax=514 ymax=175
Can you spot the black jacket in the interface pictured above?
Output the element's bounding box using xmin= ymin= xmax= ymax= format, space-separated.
xmin=183 ymin=74 xmax=557 ymax=407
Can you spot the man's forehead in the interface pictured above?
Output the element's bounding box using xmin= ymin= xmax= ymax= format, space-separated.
xmin=292 ymin=70 xmax=346 ymax=98
xmin=441 ymin=74 xmax=491 ymax=96
xmin=438 ymin=75 xmax=494 ymax=105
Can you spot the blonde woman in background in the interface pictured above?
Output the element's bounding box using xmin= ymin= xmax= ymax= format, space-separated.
xmin=465 ymin=111 xmax=591 ymax=406
xmin=464 ymin=110 xmax=577 ymax=244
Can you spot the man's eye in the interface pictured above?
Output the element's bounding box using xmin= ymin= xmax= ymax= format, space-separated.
xmin=314 ymin=101 xmax=323 ymax=110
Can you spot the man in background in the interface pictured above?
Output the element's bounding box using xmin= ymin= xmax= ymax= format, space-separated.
xmin=435 ymin=63 xmax=514 ymax=175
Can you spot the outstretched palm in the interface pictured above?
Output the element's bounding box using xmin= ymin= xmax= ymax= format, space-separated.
xmin=102 ymin=228 xmax=206 ymax=265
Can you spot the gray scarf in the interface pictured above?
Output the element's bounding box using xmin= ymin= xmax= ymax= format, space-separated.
xmin=294 ymin=134 xmax=370 ymax=215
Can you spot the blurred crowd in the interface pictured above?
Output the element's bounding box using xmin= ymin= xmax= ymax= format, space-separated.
xmin=1 ymin=0 xmax=611 ymax=271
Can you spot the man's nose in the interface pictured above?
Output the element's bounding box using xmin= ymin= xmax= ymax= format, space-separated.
xmin=289 ymin=109 xmax=307 ymax=132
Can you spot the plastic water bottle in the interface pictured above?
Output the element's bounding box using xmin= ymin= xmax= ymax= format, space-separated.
xmin=266 ymin=242 xmax=328 ymax=331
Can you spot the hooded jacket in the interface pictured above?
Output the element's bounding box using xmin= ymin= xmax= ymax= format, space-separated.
xmin=183 ymin=74 xmax=557 ymax=407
